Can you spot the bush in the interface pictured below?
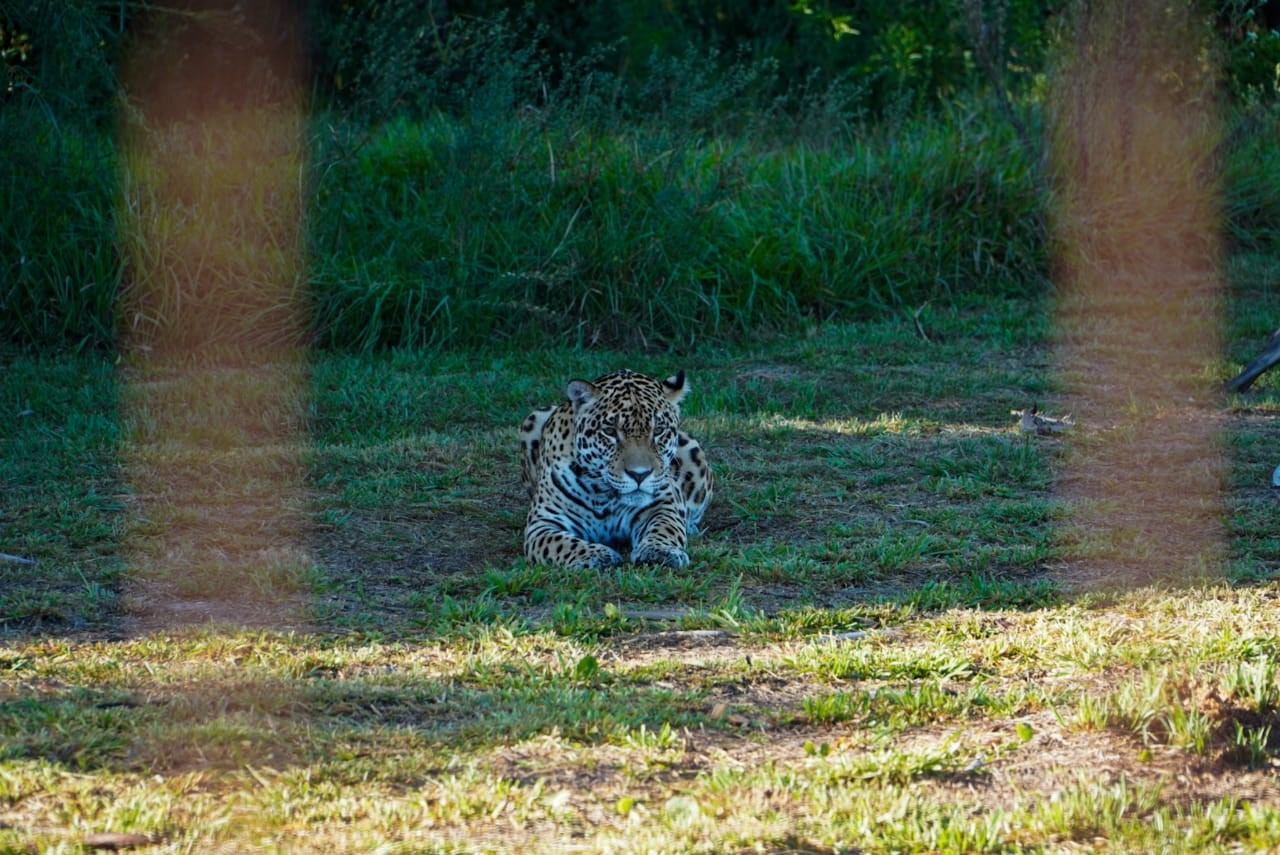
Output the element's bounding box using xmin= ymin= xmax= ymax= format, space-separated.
xmin=1222 ymin=106 xmax=1280 ymax=252
xmin=0 ymin=0 xmax=119 ymax=127
xmin=295 ymin=11 xmax=1049 ymax=351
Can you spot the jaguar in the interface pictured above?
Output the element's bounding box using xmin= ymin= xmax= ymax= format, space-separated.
xmin=518 ymin=369 xmax=713 ymax=569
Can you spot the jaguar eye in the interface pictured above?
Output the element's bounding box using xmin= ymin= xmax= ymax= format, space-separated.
xmin=601 ymin=424 xmax=618 ymax=439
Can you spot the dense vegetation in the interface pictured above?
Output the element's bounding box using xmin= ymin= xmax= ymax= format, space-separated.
xmin=4 ymin=0 xmax=1280 ymax=351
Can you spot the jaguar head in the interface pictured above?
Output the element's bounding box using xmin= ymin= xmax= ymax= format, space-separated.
xmin=566 ymin=370 xmax=687 ymax=498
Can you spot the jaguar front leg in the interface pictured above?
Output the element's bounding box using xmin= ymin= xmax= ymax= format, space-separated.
xmin=523 ymin=516 xmax=624 ymax=570
xmin=628 ymin=499 xmax=691 ymax=569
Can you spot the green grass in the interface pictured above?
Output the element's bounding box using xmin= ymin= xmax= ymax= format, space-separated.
xmin=0 ymin=108 xmax=120 ymax=351
xmin=4 ymin=90 xmax=1050 ymax=352
xmin=3 ymin=287 xmax=1280 ymax=851
xmin=307 ymin=105 xmax=1047 ymax=350
xmin=10 ymin=1 xmax=1280 ymax=358
xmin=11 ymin=96 xmax=1280 ymax=355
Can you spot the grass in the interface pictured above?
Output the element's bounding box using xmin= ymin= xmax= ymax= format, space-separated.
xmin=5 ymin=7 xmax=1280 ymax=847
xmin=11 ymin=93 xmax=1280 ymax=356
xmin=0 ymin=2 xmax=1064 ymax=353
xmin=4 ymin=79 xmax=1050 ymax=352
xmin=0 ymin=108 xmax=120 ymax=351
xmin=3 ymin=283 xmax=1280 ymax=851
xmin=307 ymin=104 xmax=1046 ymax=351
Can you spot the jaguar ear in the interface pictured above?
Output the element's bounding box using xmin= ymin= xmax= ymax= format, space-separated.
xmin=662 ymin=370 xmax=688 ymax=403
xmin=566 ymin=379 xmax=597 ymax=412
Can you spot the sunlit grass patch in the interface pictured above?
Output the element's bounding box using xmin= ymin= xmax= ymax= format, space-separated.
xmin=1070 ymin=649 xmax=1280 ymax=768
xmin=5 ymin=583 xmax=1280 ymax=851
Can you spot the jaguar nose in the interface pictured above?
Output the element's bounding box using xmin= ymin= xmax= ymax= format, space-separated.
xmin=625 ymin=467 xmax=652 ymax=486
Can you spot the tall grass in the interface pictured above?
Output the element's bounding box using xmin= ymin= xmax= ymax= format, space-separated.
xmin=308 ymin=95 xmax=1047 ymax=350
xmin=115 ymin=107 xmax=308 ymax=357
xmin=1222 ymin=112 xmax=1280 ymax=254
xmin=5 ymin=12 xmax=1280 ymax=352
xmin=0 ymin=109 xmax=119 ymax=350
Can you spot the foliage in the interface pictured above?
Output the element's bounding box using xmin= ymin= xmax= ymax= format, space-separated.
xmin=0 ymin=0 xmax=120 ymax=125
xmin=306 ymin=93 xmax=1046 ymax=350
xmin=309 ymin=0 xmax=1060 ymax=119
xmin=1220 ymin=0 xmax=1280 ymax=100
xmin=6 ymin=2 xmax=1280 ymax=350
xmin=0 ymin=107 xmax=119 ymax=350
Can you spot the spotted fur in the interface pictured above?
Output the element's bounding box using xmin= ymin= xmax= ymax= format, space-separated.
xmin=518 ymin=369 xmax=713 ymax=569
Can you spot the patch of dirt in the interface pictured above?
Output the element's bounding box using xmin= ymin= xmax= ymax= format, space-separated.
xmin=310 ymin=498 xmax=523 ymax=613
xmin=608 ymin=628 xmax=748 ymax=664
xmin=314 ymin=504 xmax=518 ymax=571
xmin=111 ymin=494 xmax=525 ymax=636
xmin=907 ymin=711 xmax=1280 ymax=814
xmin=735 ymin=364 xmax=810 ymax=383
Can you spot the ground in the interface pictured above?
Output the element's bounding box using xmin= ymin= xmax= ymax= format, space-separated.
xmin=2 ymin=292 xmax=1280 ymax=852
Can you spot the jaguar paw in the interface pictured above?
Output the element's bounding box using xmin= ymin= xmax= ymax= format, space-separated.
xmin=580 ymin=544 xmax=626 ymax=570
xmin=630 ymin=544 xmax=690 ymax=569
